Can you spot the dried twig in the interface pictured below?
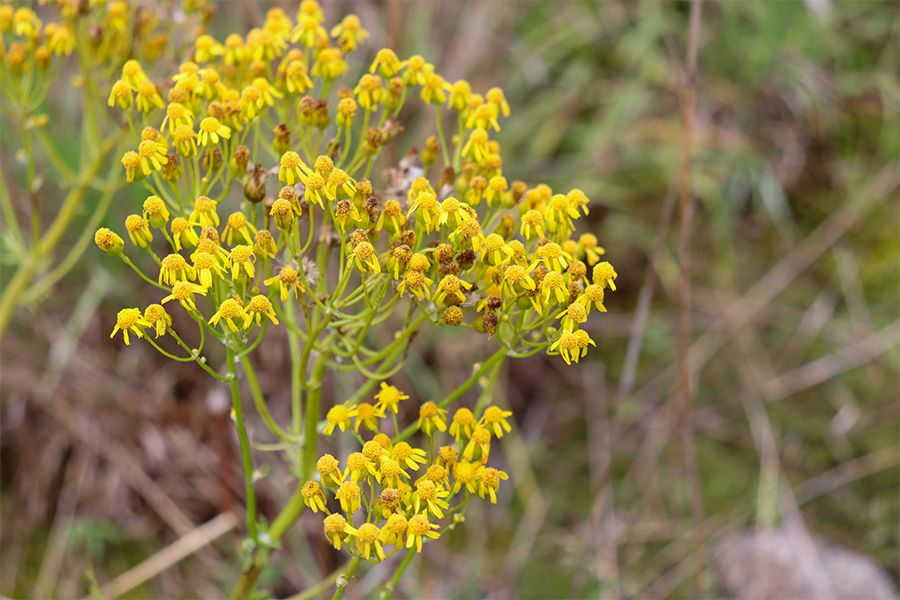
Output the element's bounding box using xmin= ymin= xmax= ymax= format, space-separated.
xmin=90 ymin=512 xmax=238 ymax=600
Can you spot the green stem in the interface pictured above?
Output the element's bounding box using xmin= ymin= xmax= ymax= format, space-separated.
xmin=120 ymin=255 xmax=168 ymax=291
xmin=241 ymin=355 xmax=297 ymax=442
xmin=382 ymin=550 xmax=415 ymax=600
xmin=0 ymin=135 xmax=120 ymax=336
xmin=330 ymin=558 xmax=362 ymax=600
xmin=230 ymin=485 xmax=308 ymax=600
xmin=226 ymin=347 xmax=258 ymax=543
xmin=302 ymin=350 xmax=332 ymax=479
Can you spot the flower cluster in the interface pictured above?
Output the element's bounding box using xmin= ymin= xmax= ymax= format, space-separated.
xmin=0 ymin=2 xmax=177 ymax=81
xmin=307 ymin=384 xmax=509 ymax=560
xmin=98 ymin=0 xmax=615 ymax=364
xmin=92 ymin=0 xmax=617 ymax=582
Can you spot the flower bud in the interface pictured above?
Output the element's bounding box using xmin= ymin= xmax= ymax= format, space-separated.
xmin=94 ymin=228 xmax=124 ymax=256
xmin=244 ymin=163 xmax=266 ymax=204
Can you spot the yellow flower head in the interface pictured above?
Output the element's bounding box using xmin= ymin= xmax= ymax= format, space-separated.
xmin=108 ymin=80 xmax=133 ymax=110
xmin=311 ymin=47 xmax=347 ymax=80
xmin=142 ymin=195 xmax=170 ymax=229
xmin=370 ymin=48 xmax=402 ymax=78
xmin=452 ymin=460 xmax=482 ymax=494
xmin=229 ymin=245 xmax=256 ymax=281
xmin=348 ymin=241 xmax=380 ymax=274
xmin=94 ymin=228 xmax=124 ymax=256
xmin=345 ymin=451 xmax=375 ymax=482
xmin=301 ymin=480 xmax=327 ymax=513
xmin=324 ymin=403 xmax=356 ymax=435
xmin=124 ymin=214 xmax=153 ymax=248
xmin=354 ymin=402 xmax=380 ymax=433
xmin=448 ymin=79 xmax=472 ymax=111
xmin=413 ymin=480 xmax=450 ymax=519
xmin=335 ymin=480 xmax=362 ymax=514
xmin=171 ymin=217 xmax=199 ymax=252
xmin=417 ymin=401 xmax=447 ymax=436
xmin=555 ymin=301 xmax=587 ymax=332
xmin=331 ymin=14 xmax=369 ymax=52
xmin=323 ymin=513 xmax=354 ymax=550
xmin=190 ymin=195 xmax=219 ymax=228
xmin=374 ymin=383 xmax=409 ymax=415
xmin=391 ymin=441 xmax=427 ymax=471
xmin=540 ymin=270 xmax=568 ymax=307
xmin=161 ymin=281 xmax=207 ymax=312
xmin=480 ymin=406 xmax=513 ymax=438
xmin=264 ymin=267 xmax=304 ymax=302
xmin=109 ymin=308 xmax=150 ymax=346
xmin=317 ymin=453 xmax=345 ymax=487
xmin=198 ymin=116 xmax=231 ymax=146
xmin=449 ymin=407 xmax=477 ymax=443
xmin=159 ymin=253 xmax=194 ymax=286
xmin=353 ymin=523 xmax=385 ymax=561
xmin=434 ymin=275 xmax=472 ymax=306
xmin=463 ymin=426 xmax=492 ymax=463
xmin=593 ymin=261 xmax=618 ymax=291
xmin=379 ymin=513 xmax=408 ymax=547
xmin=144 ymin=304 xmax=171 ymax=338
xmin=245 ymin=295 xmax=279 ymax=329
xmin=477 ymin=467 xmax=509 ymax=503
xmin=137 ymin=139 xmax=168 ymax=177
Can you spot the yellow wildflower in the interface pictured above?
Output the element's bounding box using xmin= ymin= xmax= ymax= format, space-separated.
xmin=335 ymin=480 xmax=362 ymax=514
xmin=301 ymin=480 xmax=327 ymax=513
xmin=353 ymin=523 xmax=385 ymax=561
xmin=191 ymin=251 xmax=225 ymax=289
xmin=593 ymin=261 xmax=618 ymax=291
xmin=477 ymin=467 xmax=509 ymax=504
xmin=190 ymin=196 xmax=219 ymax=228
xmin=171 ymin=217 xmax=199 ymax=252
xmin=143 ymin=304 xmax=171 ymax=338
xmin=124 ymin=214 xmax=153 ymax=248
xmin=354 ymin=402 xmax=380 ymax=433
xmin=229 ymin=245 xmax=256 ymax=281
xmin=197 ymin=117 xmax=231 ymax=146
xmin=324 ymin=403 xmax=356 ymax=435
xmin=374 ymin=383 xmax=409 ymax=414
xmin=449 ymin=407 xmax=477 ymax=443
xmin=94 ymin=228 xmax=124 ymax=256
xmin=317 ymin=453 xmax=345 ymax=487
xmin=109 ymin=308 xmax=150 ymax=346
xmin=417 ymin=401 xmax=447 ymax=435
xmin=480 ymin=406 xmax=513 ymax=438
xmin=323 ymin=513 xmax=355 ymax=551
xmin=264 ymin=267 xmax=304 ymax=302
xmin=413 ymin=480 xmax=450 ymax=519
xmin=245 ymin=295 xmax=279 ymax=328
xmin=370 ymin=48 xmax=402 ymax=78
xmin=161 ymin=281 xmax=207 ymax=312
xmin=159 ymin=253 xmax=194 ymax=286
xmin=348 ymin=241 xmax=380 ymax=274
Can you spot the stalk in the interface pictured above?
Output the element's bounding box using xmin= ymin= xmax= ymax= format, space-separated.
xmin=226 ymin=347 xmax=258 ymax=542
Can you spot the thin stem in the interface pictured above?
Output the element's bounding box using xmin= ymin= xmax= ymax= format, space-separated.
xmin=241 ymin=355 xmax=298 ymax=442
xmin=226 ymin=347 xmax=258 ymax=543
xmin=120 ymin=255 xmax=168 ymax=291
xmin=382 ymin=550 xmax=415 ymax=600
xmin=302 ymin=350 xmax=332 ymax=478
xmin=330 ymin=557 xmax=362 ymax=600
